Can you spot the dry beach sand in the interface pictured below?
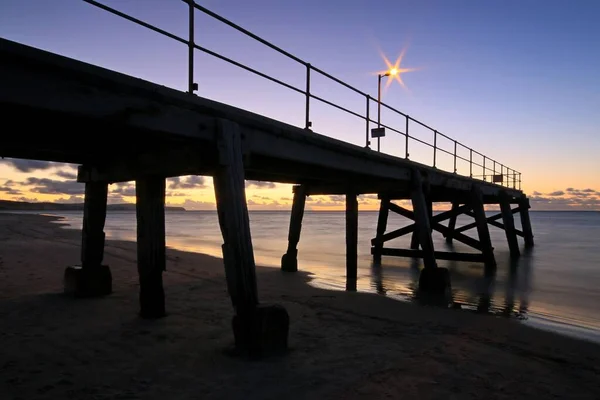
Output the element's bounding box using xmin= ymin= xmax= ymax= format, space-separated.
xmin=1 ymin=213 xmax=599 ymax=399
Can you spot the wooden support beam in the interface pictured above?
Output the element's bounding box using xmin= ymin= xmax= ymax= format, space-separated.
xmin=215 ymin=119 xmax=289 ymax=357
xmin=374 ymin=248 xmax=486 ymax=263
xmin=372 ymin=197 xmax=390 ymax=261
xmin=455 ymin=206 xmax=522 ymax=235
xmin=213 ymin=120 xmax=258 ymax=312
xmin=519 ymin=197 xmax=535 ymax=248
xmin=64 ymin=181 xmax=112 ymax=297
xmin=346 ymin=192 xmax=358 ymax=291
xmin=470 ymin=186 xmax=496 ymax=269
xmin=410 ymin=171 xmax=437 ymax=269
xmin=281 ymin=185 xmax=307 ymax=272
xmin=372 ymin=223 xmax=416 ymax=246
xmin=445 ymin=202 xmax=459 ymax=243
xmin=81 ymin=182 xmax=108 ymax=268
xmin=499 ymin=191 xmax=520 ymax=258
xmin=135 ymin=176 xmax=166 ymax=318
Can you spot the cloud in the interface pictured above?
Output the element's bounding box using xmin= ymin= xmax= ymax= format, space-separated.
xmin=547 ymin=191 xmax=565 ymax=196
xmin=1 ymin=158 xmax=70 ymax=172
xmin=55 ymin=195 xmax=84 ymax=204
xmin=566 ymin=188 xmax=575 ymax=192
xmin=111 ymin=182 xmax=136 ymax=197
xmin=166 ymin=192 xmax=187 ymax=197
xmin=532 ymin=191 xmax=542 ymax=196
xmin=0 ymin=186 xmax=22 ymax=195
xmin=23 ymin=177 xmax=85 ymax=195
xmin=529 ymin=187 xmax=600 ymax=211
xmin=168 ymin=176 xmax=206 ymax=190
xmin=53 ymin=169 xmax=77 ymax=179
xmin=583 ymin=188 xmax=596 ymax=193
xmin=245 ymin=180 xmax=276 ymax=189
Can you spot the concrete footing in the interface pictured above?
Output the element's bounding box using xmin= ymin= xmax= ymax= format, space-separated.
xmin=417 ymin=267 xmax=451 ymax=304
xmin=281 ymin=250 xmax=298 ymax=272
xmin=63 ymin=265 xmax=112 ymax=297
xmin=232 ymin=304 xmax=289 ymax=358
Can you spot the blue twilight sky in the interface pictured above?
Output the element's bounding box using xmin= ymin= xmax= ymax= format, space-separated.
xmin=1 ymin=0 xmax=599 ymax=194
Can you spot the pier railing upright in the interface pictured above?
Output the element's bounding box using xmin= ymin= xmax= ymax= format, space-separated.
xmin=83 ymin=0 xmax=522 ymax=190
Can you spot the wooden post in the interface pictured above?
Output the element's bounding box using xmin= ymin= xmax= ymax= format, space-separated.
xmin=64 ymin=181 xmax=112 ymax=297
xmin=214 ymin=119 xmax=288 ymax=357
xmin=136 ymin=177 xmax=166 ymax=319
xmin=519 ymin=197 xmax=534 ymax=248
xmin=346 ymin=192 xmax=358 ymax=291
xmin=410 ymin=170 xmax=437 ymax=270
xmin=281 ymin=185 xmax=307 ymax=272
xmin=499 ymin=191 xmax=520 ymax=258
xmin=372 ymin=196 xmax=390 ymax=261
xmin=81 ymin=182 xmax=108 ymax=268
xmin=445 ymin=202 xmax=459 ymax=243
xmin=470 ymin=185 xmax=496 ymax=269
xmin=213 ymin=120 xmax=258 ymax=311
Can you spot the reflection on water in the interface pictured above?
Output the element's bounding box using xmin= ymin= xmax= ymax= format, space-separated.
xmin=30 ymin=209 xmax=600 ymax=343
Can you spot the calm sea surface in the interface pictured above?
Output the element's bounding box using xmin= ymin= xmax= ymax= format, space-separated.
xmin=27 ymin=210 xmax=600 ymax=344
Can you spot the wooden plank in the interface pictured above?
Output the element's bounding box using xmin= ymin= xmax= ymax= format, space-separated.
xmin=81 ymin=182 xmax=108 ymax=268
xmin=213 ymin=119 xmax=258 ymax=311
xmin=281 ymin=185 xmax=307 ymax=272
xmin=445 ymin=202 xmax=459 ymax=243
xmin=431 ymin=220 xmax=482 ymax=251
xmin=374 ymin=248 xmax=486 ymax=263
xmin=346 ymin=193 xmax=358 ymax=291
xmin=470 ymin=186 xmax=496 ymax=269
xmin=372 ymin=223 xmax=416 ymax=246
xmin=135 ymin=176 xmax=166 ymax=318
xmin=372 ymin=197 xmax=390 ymax=258
xmin=519 ymin=197 xmax=535 ymax=248
xmin=499 ymin=191 xmax=520 ymax=258
xmin=410 ymin=170 xmax=437 ymax=269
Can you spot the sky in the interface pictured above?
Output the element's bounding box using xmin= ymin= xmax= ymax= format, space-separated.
xmin=1 ymin=0 xmax=599 ymax=210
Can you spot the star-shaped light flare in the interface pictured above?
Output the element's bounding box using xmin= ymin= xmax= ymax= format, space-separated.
xmin=376 ymin=47 xmax=419 ymax=93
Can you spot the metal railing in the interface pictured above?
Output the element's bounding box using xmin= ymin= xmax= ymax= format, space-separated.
xmin=83 ymin=0 xmax=522 ymax=190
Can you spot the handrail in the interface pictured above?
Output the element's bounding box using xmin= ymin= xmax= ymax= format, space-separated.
xmin=82 ymin=0 xmax=522 ymax=191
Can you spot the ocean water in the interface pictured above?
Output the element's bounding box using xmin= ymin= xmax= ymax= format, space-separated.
xmin=31 ymin=210 xmax=600 ymax=343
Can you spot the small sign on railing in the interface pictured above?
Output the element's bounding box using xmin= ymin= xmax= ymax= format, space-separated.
xmin=371 ymin=127 xmax=385 ymax=138
xmin=493 ymin=174 xmax=503 ymax=183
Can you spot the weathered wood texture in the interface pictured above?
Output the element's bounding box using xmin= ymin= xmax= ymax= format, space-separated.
xmin=372 ymin=197 xmax=390 ymax=259
xmin=346 ymin=193 xmax=358 ymax=291
xmin=281 ymin=185 xmax=307 ymax=272
xmin=213 ymin=119 xmax=258 ymax=311
xmin=136 ymin=177 xmax=166 ymax=318
xmin=445 ymin=202 xmax=459 ymax=243
xmin=81 ymin=181 xmax=108 ymax=268
xmin=519 ymin=197 xmax=535 ymax=248
xmin=410 ymin=171 xmax=437 ymax=269
xmin=499 ymin=191 xmax=520 ymax=258
xmin=470 ymin=186 xmax=496 ymax=269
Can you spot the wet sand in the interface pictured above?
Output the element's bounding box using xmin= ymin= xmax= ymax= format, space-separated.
xmin=1 ymin=213 xmax=599 ymax=399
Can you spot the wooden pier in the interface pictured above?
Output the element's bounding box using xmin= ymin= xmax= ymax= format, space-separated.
xmin=0 ymin=7 xmax=533 ymax=356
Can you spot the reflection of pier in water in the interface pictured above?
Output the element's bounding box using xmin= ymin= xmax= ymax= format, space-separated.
xmin=370 ymin=247 xmax=533 ymax=318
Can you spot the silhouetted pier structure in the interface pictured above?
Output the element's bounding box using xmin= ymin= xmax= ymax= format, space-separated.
xmin=0 ymin=0 xmax=533 ymax=356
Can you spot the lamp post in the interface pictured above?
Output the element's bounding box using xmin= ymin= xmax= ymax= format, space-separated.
xmin=377 ymin=67 xmax=398 ymax=152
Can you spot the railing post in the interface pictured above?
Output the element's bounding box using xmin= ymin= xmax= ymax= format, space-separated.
xmin=188 ymin=0 xmax=196 ymax=94
xmin=305 ymin=63 xmax=311 ymax=130
xmin=433 ymin=130 xmax=437 ymax=168
xmin=469 ymin=148 xmax=473 ymax=177
xmin=453 ymin=140 xmax=457 ymax=173
xmin=405 ymin=116 xmax=409 ymax=159
xmin=365 ymin=95 xmax=370 ymax=148
xmin=483 ymin=156 xmax=486 ymax=181
xmin=513 ymin=171 xmax=516 ymax=189
xmin=493 ymin=160 xmax=496 ymax=181
xmin=519 ymin=173 xmax=522 ymax=190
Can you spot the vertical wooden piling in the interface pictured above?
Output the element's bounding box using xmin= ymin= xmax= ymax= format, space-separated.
xmin=410 ymin=170 xmax=437 ymax=270
xmin=136 ymin=177 xmax=166 ymax=318
xmin=213 ymin=119 xmax=258 ymax=311
xmin=499 ymin=191 xmax=520 ymax=258
xmin=470 ymin=185 xmax=496 ymax=269
xmin=372 ymin=196 xmax=390 ymax=261
xmin=281 ymin=185 xmax=307 ymax=272
xmin=64 ymin=180 xmax=112 ymax=297
xmin=346 ymin=192 xmax=358 ymax=291
xmin=81 ymin=182 xmax=108 ymax=268
xmin=519 ymin=197 xmax=534 ymax=248
xmin=445 ymin=202 xmax=459 ymax=243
